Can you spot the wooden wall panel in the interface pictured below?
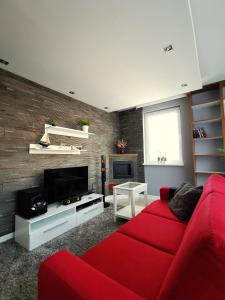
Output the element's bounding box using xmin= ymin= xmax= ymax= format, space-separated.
xmin=0 ymin=68 xmax=119 ymax=237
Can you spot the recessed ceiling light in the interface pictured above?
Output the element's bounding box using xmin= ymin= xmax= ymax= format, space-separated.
xmin=69 ymin=91 xmax=75 ymax=94
xmin=181 ymin=83 xmax=188 ymax=87
xmin=0 ymin=58 xmax=9 ymax=66
xmin=163 ymin=45 xmax=173 ymax=53
xmin=104 ymin=107 xmax=108 ymax=109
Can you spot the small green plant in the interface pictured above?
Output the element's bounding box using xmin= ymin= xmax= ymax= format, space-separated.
xmin=79 ymin=119 xmax=90 ymax=126
xmin=218 ymin=148 xmax=225 ymax=159
xmin=48 ymin=119 xmax=57 ymax=126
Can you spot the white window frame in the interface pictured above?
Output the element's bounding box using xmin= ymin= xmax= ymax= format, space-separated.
xmin=143 ymin=106 xmax=184 ymax=166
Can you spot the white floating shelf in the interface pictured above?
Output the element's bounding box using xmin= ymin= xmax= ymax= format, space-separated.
xmin=29 ymin=144 xmax=87 ymax=155
xmin=45 ymin=124 xmax=95 ymax=139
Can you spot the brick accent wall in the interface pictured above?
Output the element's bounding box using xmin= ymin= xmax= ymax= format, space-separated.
xmin=0 ymin=69 xmax=119 ymax=237
xmin=119 ymin=108 xmax=144 ymax=182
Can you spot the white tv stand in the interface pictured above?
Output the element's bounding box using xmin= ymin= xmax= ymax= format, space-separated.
xmin=15 ymin=193 xmax=104 ymax=250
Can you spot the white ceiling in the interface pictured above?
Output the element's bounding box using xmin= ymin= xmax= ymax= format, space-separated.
xmin=0 ymin=1 xmax=205 ymax=111
xmin=190 ymin=0 xmax=225 ymax=85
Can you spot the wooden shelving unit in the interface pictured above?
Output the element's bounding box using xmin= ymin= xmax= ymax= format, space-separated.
xmin=220 ymin=80 xmax=225 ymax=144
xmin=189 ymin=82 xmax=225 ymax=186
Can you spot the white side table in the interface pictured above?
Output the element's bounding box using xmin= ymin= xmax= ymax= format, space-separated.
xmin=113 ymin=182 xmax=148 ymax=221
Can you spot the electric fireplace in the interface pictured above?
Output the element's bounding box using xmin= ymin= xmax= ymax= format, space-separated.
xmin=113 ymin=161 xmax=134 ymax=179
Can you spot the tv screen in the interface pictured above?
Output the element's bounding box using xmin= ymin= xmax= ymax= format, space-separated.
xmin=44 ymin=166 xmax=88 ymax=203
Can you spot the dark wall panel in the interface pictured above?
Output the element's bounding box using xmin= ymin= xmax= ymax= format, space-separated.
xmin=119 ymin=108 xmax=144 ymax=182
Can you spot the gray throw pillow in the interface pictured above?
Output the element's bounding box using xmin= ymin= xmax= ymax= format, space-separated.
xmin=169 ymin=182 xmax=202 ymax=221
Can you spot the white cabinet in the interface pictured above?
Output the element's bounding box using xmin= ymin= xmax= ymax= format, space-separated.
xmin=15 ymin=193 xmax=103 ymax=250
xmin=77 ymin=202 xmax=103 ymax=226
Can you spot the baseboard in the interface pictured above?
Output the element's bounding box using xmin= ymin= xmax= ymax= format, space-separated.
xmin=0 ymin=232 xmax=14 ymax=243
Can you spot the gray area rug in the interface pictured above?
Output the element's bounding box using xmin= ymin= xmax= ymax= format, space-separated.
xmin=0 ymin=206 xmax=125 ymax=300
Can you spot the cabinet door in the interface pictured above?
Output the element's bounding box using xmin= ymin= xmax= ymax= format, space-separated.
xmin=76 ymin=203 xmax=103 ymax=226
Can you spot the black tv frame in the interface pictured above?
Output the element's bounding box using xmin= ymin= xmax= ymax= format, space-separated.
xmin=44 ymin=166 xmax=88 ymax=204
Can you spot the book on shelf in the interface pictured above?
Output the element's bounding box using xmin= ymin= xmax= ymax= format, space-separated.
xmin=193 ymin=128 xmax=207 ymax=139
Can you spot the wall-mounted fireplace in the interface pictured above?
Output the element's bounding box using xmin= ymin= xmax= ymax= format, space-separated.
xmin=113 ymin=161 xmax=134 ymax=179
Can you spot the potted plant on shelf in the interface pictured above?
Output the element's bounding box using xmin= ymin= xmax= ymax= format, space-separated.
xmin=79 ymin=119 xmax=90 ymax=133
xmin=116 ymin=138 xmax=128 ymax=154
xmin=48 ymin=119 xmax=57 ymax=126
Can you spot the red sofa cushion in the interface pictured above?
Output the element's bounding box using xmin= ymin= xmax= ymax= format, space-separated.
xmin=118 ymin=212 xmax=186 ymax=254
xmin=142 ymin=199 xmax=182 ymax=222
xmin=82 ymin=232 xmax=173 ymax=300
xmin=158 ymin=191 xmax=225 ymax=300
xmin=39 ymin=250 xmax=143 ymax=300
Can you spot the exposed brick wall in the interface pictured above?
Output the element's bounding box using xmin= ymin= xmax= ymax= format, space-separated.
xmin=0 ymin=69 xmax=119 ymax=237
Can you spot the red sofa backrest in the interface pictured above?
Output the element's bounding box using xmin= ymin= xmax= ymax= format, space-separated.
xmin=199 ymin=173 xmax=225 ymax=201
xmin=158 ymin=174 xmax=225 ymax=300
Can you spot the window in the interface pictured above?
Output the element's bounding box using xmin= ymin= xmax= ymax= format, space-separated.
xmin=143 ymin=106 xmax=183 ymax=166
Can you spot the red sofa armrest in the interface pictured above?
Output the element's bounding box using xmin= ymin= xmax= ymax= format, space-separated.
xmin=38 ymin=250 xmax=143 ymax=300
xmin=160 ymin=186 xmax=177 ymax=201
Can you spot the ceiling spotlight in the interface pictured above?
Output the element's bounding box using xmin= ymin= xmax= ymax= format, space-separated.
xmin=69 ymin=91 xmax=75 ymax=94
xmin=181 ymin=83 xmax=188 ymax=87
xmin=163 ymin=45 xmax=173 ymax=53
xmin=104 ymin=107 xmax=108 ymax=109
xmin=0 ymin=59 xmax=9 ymax=66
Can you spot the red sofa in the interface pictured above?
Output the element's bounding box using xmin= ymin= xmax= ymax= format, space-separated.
xmin=38 ymin=174 xmax=225 ymax=300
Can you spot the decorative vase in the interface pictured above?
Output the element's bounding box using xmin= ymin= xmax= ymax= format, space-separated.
xmin=82 ymin=125 xmax=89 ymax=133
xmin=119 ymin=147 xmax=125 ymax=154
xmin=39 ymin=131 xmax=50 ymax=147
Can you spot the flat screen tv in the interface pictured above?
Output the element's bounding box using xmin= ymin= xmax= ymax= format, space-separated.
xmin=44 ymin=166 xmax=88 ymax=203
